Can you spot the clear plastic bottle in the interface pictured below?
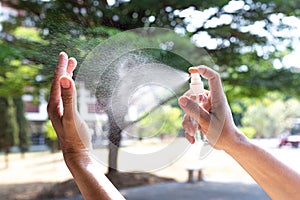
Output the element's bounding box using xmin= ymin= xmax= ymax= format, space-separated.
xmin=189 ymin=73 xmax=204 ymax=138
xmin=189 ymin=72 xmax=211 ymax=158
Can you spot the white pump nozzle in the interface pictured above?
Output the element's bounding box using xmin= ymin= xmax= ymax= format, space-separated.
xmin=190 ymin=73 xmax=204 ymax=95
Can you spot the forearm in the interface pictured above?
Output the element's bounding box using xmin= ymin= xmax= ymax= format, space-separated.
xmin=225 ymin=131 xmax=300 ymax=200
xmin=64 ymin=151 xmax=125 ymax=200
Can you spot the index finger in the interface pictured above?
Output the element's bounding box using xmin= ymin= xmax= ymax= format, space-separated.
xmin=189 ymin=66 xmax=227 ymax=104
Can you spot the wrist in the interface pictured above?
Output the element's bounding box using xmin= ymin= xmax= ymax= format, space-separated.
xmin=63 ymin=149 xmax=93 ymax=169
xmin=223 ymin=129 xmax=250 ymax=155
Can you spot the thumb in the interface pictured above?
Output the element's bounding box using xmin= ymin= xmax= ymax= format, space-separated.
xmin=60 ymin=75 xmax=76 ymax=120
xmin=178 ymin=96 xmax=210 ymax=124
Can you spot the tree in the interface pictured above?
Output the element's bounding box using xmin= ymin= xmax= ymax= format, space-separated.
xmin=0 ymin=97 xmax=18 ymax=168
xmin=6 ymin=0 xmax=300 ymax=92
xmin=14 ymin=97 xmax=29 ymax=157
xmin=242 ymin=94 xmax=300 ymax=138
xmin=0 ymin=20 xmax=42 ymax=160
xmin=4 ymin=0 xmax=300 ymax=173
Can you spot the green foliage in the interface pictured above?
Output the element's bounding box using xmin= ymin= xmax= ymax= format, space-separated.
xmin=45 ymin=120 xmax=57 ymax=141
xmin=135 ymin=105 xmax=182 ymax=138
xmin=239 ymin=126 xmax=257 ymax=139
xmin=13 ymin=27 xmax=48 ymax=44
xmin=0 ymin=20 xmax=47 ymax=153
xmin=230 ymin=100 xmax=247 ymax=126
xmin=241 ymin=94 xmax=300 ymax=137
xmin=5 ymin=0 xmax=300 ymax=100
xmin=0 ymin=28 xmax=43 ymax=98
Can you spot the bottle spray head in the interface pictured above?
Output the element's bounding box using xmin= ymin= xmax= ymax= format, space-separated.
xmin=190 ymin=73 xmax=204 ymax=95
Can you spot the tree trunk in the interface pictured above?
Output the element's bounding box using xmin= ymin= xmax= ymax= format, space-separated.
xmin=107 ymin=110 xmax=122 ymax=174
xmin=13 ymin=97 xmax=29 ymax=154
xmin=0 ymin=97 xmax=18 ymax=168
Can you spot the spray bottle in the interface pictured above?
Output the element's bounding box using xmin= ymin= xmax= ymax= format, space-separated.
xmin=189 ymin=73 xmax=205 ymax=142
xmin=189 ymin=72 xmax=212 ymax=159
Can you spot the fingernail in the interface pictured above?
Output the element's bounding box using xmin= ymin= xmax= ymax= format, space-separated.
xmin=59 ymin=52 xmax=67 ymax=57
xmin=191 ymin=137 xmax=195 ymax=144
xmin=179 ymin=97 xmax=188 ymax=107
xmin=60 ymin=77 xmax=71 ymax=89
xmin=188 ymin=67 xmax=198 ymax=74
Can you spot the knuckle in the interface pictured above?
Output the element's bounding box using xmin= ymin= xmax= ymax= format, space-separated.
xmin=214 ymin=73 xmax=221 ymax=80
xmin=61 ymin=94 xmax=73 ymax=105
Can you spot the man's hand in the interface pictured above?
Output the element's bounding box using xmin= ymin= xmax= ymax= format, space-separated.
xmin=47 ymin=52 xmax=91 ymax=156
xmin=178 ymin=66 xmax=241 ymax=151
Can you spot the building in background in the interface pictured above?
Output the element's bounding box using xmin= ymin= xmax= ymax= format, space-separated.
xmin=23 ymin=90 xmax=48 ymax=145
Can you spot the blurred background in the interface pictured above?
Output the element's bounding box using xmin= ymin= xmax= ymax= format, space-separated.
xmin=1 ymin=0 xmax=300 ymax=199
